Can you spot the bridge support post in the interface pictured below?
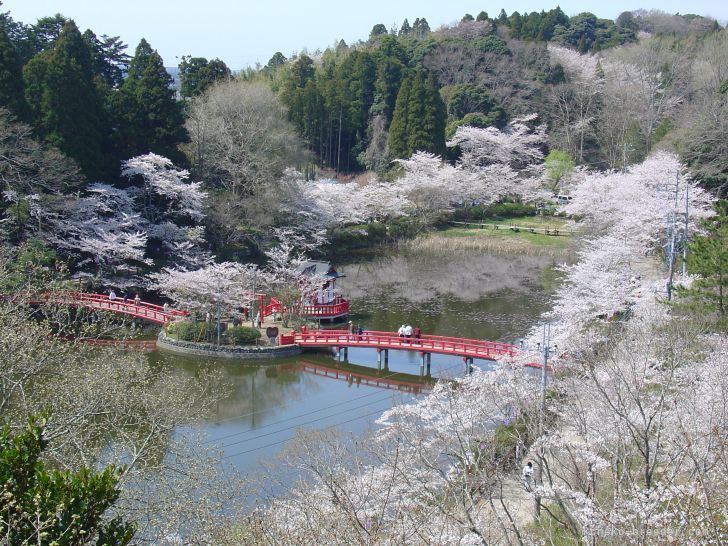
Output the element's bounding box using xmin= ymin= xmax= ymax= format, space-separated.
xmin=377 ymin=348 xmax=382 ymax=370
xmin=383 ymin=349 xmax=389 ymax=367
xmin=464 ymin=357 xmax=474 ymax=374
xmin=341 ymin=346 xmax=348 ymax=361
xmin=420 ymin=351 xmax=431 ymax=377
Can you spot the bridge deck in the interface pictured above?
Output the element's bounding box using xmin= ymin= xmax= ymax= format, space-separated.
xmin=295 ymin=329 xmax=519 ymax=362
xmin=29 ymin=292 xmax=186 ymax=324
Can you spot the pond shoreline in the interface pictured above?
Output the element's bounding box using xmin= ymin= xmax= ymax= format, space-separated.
xmin=156 ymin=331 xmax=302 ymax=359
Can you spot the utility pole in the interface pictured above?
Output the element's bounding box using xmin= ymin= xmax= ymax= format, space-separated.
xmin=659 ymin=173 xmax=681 ymax=301
xmin=622 ymin=142 xmax=635 ymax=174
xmin=533 ymin=323 xmax=557 ymax=518
xmin=682 ymin=183 xmax=689 ymax=277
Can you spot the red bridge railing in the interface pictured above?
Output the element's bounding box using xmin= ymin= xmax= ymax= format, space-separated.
xmin=28 ymin=292 xmax=187 ymax=324
xmin=262 ymin=297 xmax=350 ymax=319
xmin=293 ymin=329 xmax=519 ymax=361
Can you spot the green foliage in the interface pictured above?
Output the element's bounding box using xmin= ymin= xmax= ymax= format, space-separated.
xmin=115 ymin=38 xmax=187 ymax=163
xmin=0 ymin=414 xmax=135 ymax=545
xmin=224 ymin=325 xmax=262 ymax=345
xmin=0 ymin=239 xmax=66 ymax=292
xmin=387 ymin=76 xmax=411 ymax=158
xmin=166 ymin=320 xmax=200 ymax=341
xmin=446 ymin=84 xmax=503 ymax=121
xmin=451 ymin=202 xmax=538 ymax=221
xmin=544 ymin=149 xmax=575 ymax=190
xmin=369 ymin=24 xmax=388 ymax=40
xmin=388 ymin=70 xmax=446 ymax=158
xmin=22 ymin=20 xmax=105 ymax=179
xmin=676 ymin=201 xmax=728 ymax=323
xmin=472 ymin=35 xmax=510 ymax=55
xmin=0 ymin=23 xmax=27 ymax=117
xmin=492 ymin=417 xmax=529 ymax=465
xmin=179 ymin=55 xmax=231 ymax=99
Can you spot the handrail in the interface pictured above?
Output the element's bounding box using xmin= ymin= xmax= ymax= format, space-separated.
xmin=26 ymin=292 xmax=187 ymax=324
xmin=262 ymin=298 xmax=350 ymax=318
xmin=294 ymin=329 xmax=519 ymax=359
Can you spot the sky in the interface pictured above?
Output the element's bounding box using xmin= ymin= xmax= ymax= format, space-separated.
xmin=3 ymin=0 xmax=727 ymax=70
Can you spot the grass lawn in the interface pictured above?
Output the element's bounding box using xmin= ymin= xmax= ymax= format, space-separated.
xmin=439 ymin=216 xmax=574 ymax=249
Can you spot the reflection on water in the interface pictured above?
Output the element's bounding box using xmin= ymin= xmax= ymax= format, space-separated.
xmin=338 ymin=250 xmax=556 ymax=342
xmin=157 ymin=249 xmax=558 ymax=478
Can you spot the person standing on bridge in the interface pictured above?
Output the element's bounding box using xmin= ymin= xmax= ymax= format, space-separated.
xmin=134 ymin=294 xmax=141 ymax=306
xmin=398 ymin=325 xmax=406 ymax=338
xmin=108 ymin=290 xmax=117 ymax=301
xmin=413 ymin=326 xmax=421 ymax=339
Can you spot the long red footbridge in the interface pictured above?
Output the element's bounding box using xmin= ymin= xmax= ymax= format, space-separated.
xmin=27 ymin=292 xmax=187 ymax=324
xmin=288 ymin=328 xmax=547 ymax=368
xmin=23 ymin=294 xmax=547 ymax=369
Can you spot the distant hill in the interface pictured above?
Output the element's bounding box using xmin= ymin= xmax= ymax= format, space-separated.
xmin=165 ymin=67 xmax=181 ymax=91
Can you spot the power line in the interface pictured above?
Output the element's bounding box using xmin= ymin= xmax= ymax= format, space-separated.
xmin=207 ymin=360 xmax=466 ymax=446
xmin=203 ymin=360 xmax=445 ymax=436
xmin=219 ymin=395 xmax=395 ymax=450
xmin=221 ymin=407 xmax=394 ymax=460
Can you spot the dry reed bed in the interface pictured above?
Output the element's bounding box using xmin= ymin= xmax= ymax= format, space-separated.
xmin=401 ymin=233 xmax=576 ymax=258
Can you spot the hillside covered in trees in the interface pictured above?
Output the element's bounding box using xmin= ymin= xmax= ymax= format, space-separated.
xmin=1 ymin=4 xmax=725 ymax=270
xmin=2 ymin=3 xmax=728 ymax=543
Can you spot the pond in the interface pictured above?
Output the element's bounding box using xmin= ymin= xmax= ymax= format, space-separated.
xmin=156 ymin=249 xmax=559 ymax=479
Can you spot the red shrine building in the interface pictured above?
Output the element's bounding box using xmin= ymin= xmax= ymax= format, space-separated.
xmin=263 ymin=261 xmax=350 ymax=322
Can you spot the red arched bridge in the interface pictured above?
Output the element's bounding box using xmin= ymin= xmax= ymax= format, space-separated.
xmin=284 ymin=329 xmax=548 ymax=372
xmin=25 ymin=294 xmax=547 ymax=371
xmin=28 ymin=292 xmax=187 ymax=324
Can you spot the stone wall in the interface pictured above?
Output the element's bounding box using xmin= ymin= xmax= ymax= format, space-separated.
xmin=157 ymin=332 xmax=302 ymax=359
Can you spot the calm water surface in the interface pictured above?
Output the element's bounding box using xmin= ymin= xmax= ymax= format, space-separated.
xmin=156 ymin=250 xmax=559 ymax=476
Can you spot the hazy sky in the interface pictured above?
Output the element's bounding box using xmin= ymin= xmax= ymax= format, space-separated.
xmin=3 ymin=0 xmax=726 ymax=70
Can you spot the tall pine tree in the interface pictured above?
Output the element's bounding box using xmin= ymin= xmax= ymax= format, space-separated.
xmin=677 ymin=201 xmax=728 ymax=322
xmin=406 ymin=70 xmax=429 ymax=154
xmin=23 ymin=20 xmax=104 ymax=179
xmin=116 ymin=38 xmax=187 ymax=163
xmin=388 ymin=70 xmax=446 ymax=159
xmin=423 ymin=72 xmax=446 ymax=156
xmin=387 ymin=75 xmax=411 ymax=158
xmin=0 ymin=22 xmax=26 ymax=117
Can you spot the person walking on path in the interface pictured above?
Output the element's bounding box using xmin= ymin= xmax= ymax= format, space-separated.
xmin=254 ymin=311 xmax=261 ymax=329
xmin=521 ymin=461 xmax=533 ymax=491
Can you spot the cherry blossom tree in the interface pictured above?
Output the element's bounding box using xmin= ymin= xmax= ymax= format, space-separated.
xmin=249 ymin=367 xmax=542 ymax=544
xmin=448 ymin=114 xmax=547 ymax=171
xmin=393 ymin=152 xmax=458 ymax=229
xmin=9 ymin=153 xmax=211 ymax=288
xmin=149 ymin=262 xmax=261 ymax=317
xmin=277 ymin=169 xmax=408 ymax=232
xmin=264 ymin=228 xmax=328 ymax=327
